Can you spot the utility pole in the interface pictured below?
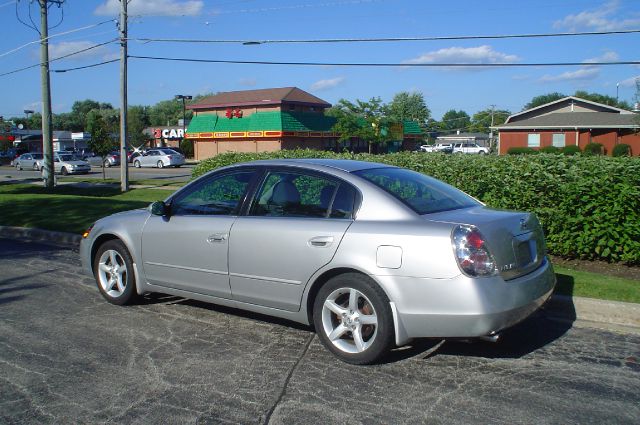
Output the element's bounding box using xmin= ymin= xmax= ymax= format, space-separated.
xmin=39 ymin=0 xmax=55 ymax=188
xmin=119 ymin=0 xmax=129 ymax=192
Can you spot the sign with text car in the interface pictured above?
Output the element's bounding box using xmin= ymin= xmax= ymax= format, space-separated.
xmin=153 ymin=128 xmax=184 ymax=140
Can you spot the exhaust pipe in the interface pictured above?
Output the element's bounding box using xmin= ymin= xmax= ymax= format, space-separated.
xmin=478 ymin=333 xmax=501 ymax=343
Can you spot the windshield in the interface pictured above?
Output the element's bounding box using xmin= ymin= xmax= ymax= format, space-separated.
xmin=354 ymin=167 xmax=480 ymax=214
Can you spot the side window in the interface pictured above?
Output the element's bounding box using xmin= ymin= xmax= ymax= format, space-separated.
xmin=171 ymin=171 xmax=254 ymax=216
xmin=250 ymin=171 xmax=355 ymax=219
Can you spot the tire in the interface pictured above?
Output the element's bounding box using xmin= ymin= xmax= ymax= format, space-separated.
xmin=134 ymin=160 xmax=141 ymax=168
xmin=93 ymin=239 xmax=138 ymax=305
xmin=32 ymin=163 xmax=39 ymax=171
xmin=157 ymin=160 xmax=164 ymax=169
xmin=104 ymin=161 xmax=111 ymax=168
xmin=479 ymin=151 xmax=486 ymax=155
xmin=313 ymin=273 xmax=394 ymax=365
xmin=61 ymin=167 xmax=69 ymax=176
xmin=17 ymin=164 xmax=22 ymax=170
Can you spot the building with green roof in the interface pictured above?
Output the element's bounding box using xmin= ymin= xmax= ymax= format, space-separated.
xmin=185 ymin=87 xmax=422 ymax=159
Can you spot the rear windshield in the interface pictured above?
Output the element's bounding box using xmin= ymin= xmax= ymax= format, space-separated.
xmin=354 ymin=167 xmax=480 ymax=214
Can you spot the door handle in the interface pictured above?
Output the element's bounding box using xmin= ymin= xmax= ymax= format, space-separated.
xmin=309 ymin=236 xmax=334 ymax=247
xmin=207 ymin=233 xmax=228 ymax=243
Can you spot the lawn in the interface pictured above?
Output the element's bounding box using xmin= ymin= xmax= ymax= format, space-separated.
xmin=554 ymin=265 xmax=640 ymax=304
xmin=0 ymin=183 xmax=174 ymax=234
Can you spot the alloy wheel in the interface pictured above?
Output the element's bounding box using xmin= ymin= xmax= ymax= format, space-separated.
xmin=321 ymin=287 xmax=378 ymax=354
xmin=97 ymin=249 xmax=128 ymax=298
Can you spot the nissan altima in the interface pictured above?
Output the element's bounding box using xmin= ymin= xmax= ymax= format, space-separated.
xmin=80 ymin=159 xmax=555 ymax=364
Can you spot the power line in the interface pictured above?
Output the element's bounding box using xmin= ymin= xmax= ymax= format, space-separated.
xmin=0 ymin=18 xmax=117 ymax=60
xmin=53 ymin=58 xmax=119 ymax=73
xmin=128 ymin=55 xmax=640 ymax=68
xmin=128 ymin=28 xmax=640 ymax=45
xmin=0 ymin=39 xmax=118 ymax=77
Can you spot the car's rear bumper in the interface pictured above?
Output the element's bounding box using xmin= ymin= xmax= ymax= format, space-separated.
xmin=377 ymin=257 xmax=556 ymax=344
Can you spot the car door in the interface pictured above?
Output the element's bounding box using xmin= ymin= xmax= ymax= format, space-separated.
xmin=229 ymin=169 xmax=357 ymax=311
xmin=141 ymin=169 xmax=258 ymax=298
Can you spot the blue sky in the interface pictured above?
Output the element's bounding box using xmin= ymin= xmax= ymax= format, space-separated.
xmin=0 ymin=0 xmax=638 ymax=120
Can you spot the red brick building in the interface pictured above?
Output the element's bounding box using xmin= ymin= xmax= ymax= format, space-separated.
xmin=185 ymin=87 xmax=422 ymax=160
xmin=494 ymin=97 xmax=640 ymax=155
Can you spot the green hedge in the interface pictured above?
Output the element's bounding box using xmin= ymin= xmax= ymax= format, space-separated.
xmin=193 ymin=150 xmax=640 ymax=264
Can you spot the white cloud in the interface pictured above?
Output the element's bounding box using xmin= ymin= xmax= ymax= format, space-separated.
xmin=619 ymin=75 xmax=640 ymax=87
xmin=403 ymin=45 xmax=519 ymax=69
xmin=539 ymin=68 xmax=600 ymax=83
xmin=553 ymin=0 xmax=640 ymax=31
xmin=583 ymin=51 xmax=619 ymax=64
xmin=48 ymin=41 xmax=107 ymax=61
xmin=310 ymin=77 xmax=345 ymax=91
xmin=95 ymin=0 xmax=203 ymax=17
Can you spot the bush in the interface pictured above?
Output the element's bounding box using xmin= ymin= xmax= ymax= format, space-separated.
xmin=583 ymin=142 xmax=604 ymax=156
xmin=193 ymin=150 xmax=640 ymax=264
xmin=561 ymin=145 xmax=582 ymax=155
xmin=612 ymin=143 xmax=631 ymax=157
xmin=179 ymin=139 xmax=194 ymax=159
xmin=507 ymin=147 xmax=538 ymax=155
xmin=539 ymin=146 xmax=561 ymax=154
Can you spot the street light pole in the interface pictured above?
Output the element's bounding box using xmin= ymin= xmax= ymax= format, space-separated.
xmin=616 ymin=83 xmax=620 ymax=101
xmin=175 ymin=94 xmax=192 ymax=150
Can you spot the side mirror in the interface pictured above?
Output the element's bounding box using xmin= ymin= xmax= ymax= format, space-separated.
xmin=150 ymin=201 xmax=170 ymax=217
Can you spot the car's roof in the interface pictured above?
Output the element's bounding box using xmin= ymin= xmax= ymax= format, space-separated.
xmin=242 ymin=158 xmax=394 ymax=173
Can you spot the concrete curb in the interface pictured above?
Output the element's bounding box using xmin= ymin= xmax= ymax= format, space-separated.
xmin=1 ymin=225 xmax=639 ymax=333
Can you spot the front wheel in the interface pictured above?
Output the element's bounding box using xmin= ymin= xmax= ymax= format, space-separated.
xmin=157 ymin=161 xmax=164 ymax=169
xmin=33 ymin=163 xmax=39 ymax=171
xmin=61 ymin=167 xmax=69 ymax=176
xmin=104 ymin=161 xmax=111 ymax=168
xmin=93 ymin=239 xmax=138 ymax=305
xmin=134 ymin=160 xmax=141 ymax=168
xmin=313 ymin=273 xmax=394 ymax=365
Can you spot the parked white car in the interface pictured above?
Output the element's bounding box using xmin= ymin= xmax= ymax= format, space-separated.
xmin=133 ymin=148 xmax=185 ymax=168
xmin=433 ymin=143 xmax=454 ymax=153
xmin=453 ymin=143 xmax=489 ymax=154
xmin=53 ymin=152 xmax=91 ymax=175
xmin=14 ymin=153 xmax=43 ymax=171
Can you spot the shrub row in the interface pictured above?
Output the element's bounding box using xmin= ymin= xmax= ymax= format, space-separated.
xmin=507 ymin=143 xmax=632 ymax=157
xmin=193 ymin=150 xmax=640 ymax=264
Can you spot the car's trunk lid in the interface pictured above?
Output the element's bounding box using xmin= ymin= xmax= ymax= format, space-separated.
xmin=423 ymin=206 xmax=546 ymax=280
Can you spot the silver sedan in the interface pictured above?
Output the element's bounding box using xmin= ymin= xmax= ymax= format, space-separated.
xmin=80 ymin=159 xmax=555 ymax=364
xmin=132 ymin=148 xmax=185 ymax=168
xmin=14 ymin=153 xmax=43 ymax=171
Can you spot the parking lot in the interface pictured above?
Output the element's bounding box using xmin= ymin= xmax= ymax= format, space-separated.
xmin=1 ymin=237 xmax=639 ymax=424
xmin=0 ymin=163 xmax=194 ymax=183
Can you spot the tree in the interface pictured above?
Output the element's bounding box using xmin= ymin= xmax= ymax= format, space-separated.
xmin=523 ymin=92 xmax=566 ymax=110
xmin=469 ymin=108 xmax=511 ymax=133
xmin=86 ymin=110 xmax=114 ymax=179
xmin=127 ymin=105 xmax=151 ymax=148
xmin=387 ymin=91 xmax=431 ymax=127
xmin=328 ymin=97 xmax=397 ymax=154
xmin=149 ymin=98 xmax=191 ymax=126
xmin=573 ymin=90 xmax=631 ymax=110
xmin=438 ymin=109 xmax=471 ymax=132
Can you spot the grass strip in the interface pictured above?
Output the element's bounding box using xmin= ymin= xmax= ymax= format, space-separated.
xmin=0 ymin=183 xmax=173 ymax=234
xmin=554 ymin=265 xmax=640 ymax=304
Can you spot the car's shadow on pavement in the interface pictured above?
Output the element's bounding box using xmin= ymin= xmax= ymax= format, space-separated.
xmin=137 ymin=286 xmax=577 ymax=364
xmin=386 ymin=306 xmax=577 ymax=363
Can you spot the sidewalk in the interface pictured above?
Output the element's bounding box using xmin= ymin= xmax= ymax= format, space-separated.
xmin=1 ymin=225 xmax=639 ymax=335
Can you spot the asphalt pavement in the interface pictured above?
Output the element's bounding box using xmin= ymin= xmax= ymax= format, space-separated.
xmin=1 ymin=237 xmax=639 ymax=424
xmin=0 ymin=164 xmax=194 ymax=183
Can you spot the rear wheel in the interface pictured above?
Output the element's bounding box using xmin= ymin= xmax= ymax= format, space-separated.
xmin=93 ymin=239 xmax=138 ymax=305
xmin=157 ymin=160 xmax=164 ymax=169
xmin=17 ymin=164 xmax=22 ymax=170
xmin=313 ymin=273 xmax=394 ymax=364
xmin=32 ymin=163 xmax=39 ymax=171
xmin=134 ymin=160 xmax=141 ymax=168
xmin=104 ymin=160 xmax=111 ymax=168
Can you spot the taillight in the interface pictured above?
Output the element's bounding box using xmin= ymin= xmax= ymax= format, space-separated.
xmin=452 ymin=225 xmax=497 ymax=277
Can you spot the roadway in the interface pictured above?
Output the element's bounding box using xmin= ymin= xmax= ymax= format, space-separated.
xmin=1 ymin=237 xmax=638 ymax=424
